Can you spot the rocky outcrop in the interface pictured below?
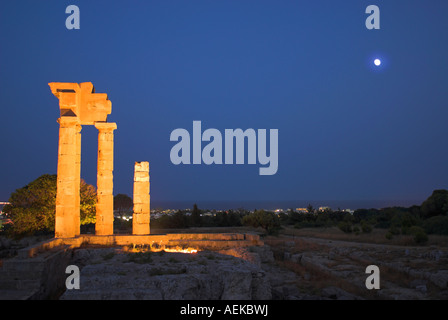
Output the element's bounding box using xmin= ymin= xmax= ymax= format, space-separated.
xmin=276 ymin=237 xmax=448 ymax=300
xmin=0 ymin=246 xmax=71 ymax=300
xmin=60 ymin=247 xmax=272 ymax=300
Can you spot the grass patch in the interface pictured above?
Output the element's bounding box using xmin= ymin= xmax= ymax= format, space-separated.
xmin=127 ymin=251 xmax=153 ymax=264
xmin=280 ymin=226 xmax=448 ymax=246
xmin=102 ymin=252 xmax=115 ymax=260
xmin=149 ymin=267 xmax=186 ymax=276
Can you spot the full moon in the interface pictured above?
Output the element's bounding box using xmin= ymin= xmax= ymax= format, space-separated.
xmin=374 ymin=58 xmax=381 ymax=66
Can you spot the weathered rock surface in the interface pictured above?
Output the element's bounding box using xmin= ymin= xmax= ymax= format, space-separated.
xmin=4 ymin=233 xmax=447 ymax=300
xmin=276 ymin=236 xmax=448 ymax=300
xmin=60 ymin=247 xmax=272 ymax=300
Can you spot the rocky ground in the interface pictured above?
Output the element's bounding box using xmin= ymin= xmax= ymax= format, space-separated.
xmin=2 ymin=232 xmax=447 ymax=300
xmin=60 ymin=246 xmax=274 ymax=300
xmin=265 ymin=236 xmax=448 ymax=300
xmin=58 ymin=236 xmax=448 ymax=300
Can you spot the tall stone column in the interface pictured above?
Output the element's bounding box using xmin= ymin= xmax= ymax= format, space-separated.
xmin=74 ymin=123 xmax=82 ymax=236
xmin=55 ymin=116 xmax=80 ymax=238
xmin=95 ymin=122 xmax=117 ymax=235
xmin=132 ymin=161 xmax=150 ymax=235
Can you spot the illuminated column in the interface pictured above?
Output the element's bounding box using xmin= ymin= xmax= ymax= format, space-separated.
xmin=95 ymin=122 xmax=117 ymax=235
xmin=74 ymin=123 xmax=82 ymax=236
xmin=132 ymin=161 xmax=150 ymax=235
xmin=55 ymin=116 xmax=80 ymax=238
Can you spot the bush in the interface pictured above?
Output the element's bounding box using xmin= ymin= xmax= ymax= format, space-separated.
xmin=338 ymin=221 xmax=352 ymax=233
xmin=242 ymin=210 xmax=281 ymax=235
xmin=294 ymin=221 xmax=316 ymax=229
xmin=423 ymin=215 xmax=448 ymax=235
xmin=401 ymin=226 xmax=410 ymax=235
xmin=389 ymin=226 xmax=400 ymax=236
xmin=413 ymin=231 xmax=428 ymax=244
xmin=385 ymin=231 xmax=393 ymax=240
xmin=409 ymin=226 xmax=428 ymax=244
xmin=361 ymin=221 xmax=373 ymax=233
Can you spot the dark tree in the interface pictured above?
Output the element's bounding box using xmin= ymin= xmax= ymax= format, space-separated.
xmin=306 ymin=204 xmax=315 ymax=214
xmin=4 ymin=174 xmax=96 ymax=237
xmin=420 ymin=190 xmax=448 ymax=219
xmin=242 ymin=210 xmax=281 ymax=235
xmin=114 ymin=194 xmax=133 ymax=214
xmin=191 ymin=203 xmax=201 ymax=227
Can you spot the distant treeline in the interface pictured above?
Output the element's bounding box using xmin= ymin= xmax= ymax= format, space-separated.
xmin=145 ymin=190 xmax=448 ymax=241
xmin=2 ymin=173 xmax=448 ymax=242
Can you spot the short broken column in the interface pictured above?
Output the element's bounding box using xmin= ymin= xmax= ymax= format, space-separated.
xmin=95 ymin=122 xmax=117 ymax=235
xmin=132 ymin=161 xmax=150 ymax=235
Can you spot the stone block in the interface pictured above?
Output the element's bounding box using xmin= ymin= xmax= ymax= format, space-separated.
xmin=95 ymin=223 xmax=114 ymax=236
xmin=98 ymin=160 xmax=114 ymax=171
xmin=133 ymin=213 xmax=150 ymax=224
xmin=58 ymin=132 xmax=77 ymax=145
xmin=133 ymin=193 xmax=149 ymax=204
xmin=133 ymin=183 xmax=149 ymax=196
xmin=135 ymin=161 xmax=149 ymax=172
xmin=133 ymin=203 xmax=150 ymax=214
xmin=98 ymin=149 xmax=114 ymax=160
xmin=134 ymin=171 xmax=149 ymax=181
xmin=98 ymin=133 xmax=114 ymax=142
xmin=132 ymin=223 xmax=150 ymax=235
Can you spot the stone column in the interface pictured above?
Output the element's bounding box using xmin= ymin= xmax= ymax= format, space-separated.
xmin=132 ymin=161 xmax=150 ymax=235
xmin=74 ymin=123 xmax=82 ymax=236
xmin=94 ymin=122 xmax=117 ymax=235
xmin=55 ymin=116 xmax=80 ymax=238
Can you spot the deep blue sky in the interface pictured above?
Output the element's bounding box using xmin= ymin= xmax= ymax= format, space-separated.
xmin=1 ymin=1 xmax=447 ymax=209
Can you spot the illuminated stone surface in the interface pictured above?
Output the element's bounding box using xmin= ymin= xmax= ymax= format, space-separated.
xmin=95 ymin=122 xmax=117 ymax=235
xmin=48 ymin=82 xmax=111 ymax=125
xmin=50 ymin=82 xmax=116 ymax=238
xmin=55 ymin=116 xmax=80 ymax=238
xmin=132 ymin=161 xmax=150 ymax=235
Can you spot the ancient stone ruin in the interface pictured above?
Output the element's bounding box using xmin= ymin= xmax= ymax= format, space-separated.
xmin=46 ymin=82 xmax=260 ymax=250
xmin=49 ymin=82 xmax=151 ymax=237
xmin=132 ymin=161 xmax=150 ymax=235
xmin=0 ymin=82 xmax=265 ymax=300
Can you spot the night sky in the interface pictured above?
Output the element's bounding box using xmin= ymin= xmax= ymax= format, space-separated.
xmin=1 ymin=1 xmax=447 ymax=209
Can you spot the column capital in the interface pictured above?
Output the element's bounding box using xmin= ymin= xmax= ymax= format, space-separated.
xmin=95 ymin=122 xmax=117 ymax=132
xmin=57 ymin=116 xmax=80 ymax=127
